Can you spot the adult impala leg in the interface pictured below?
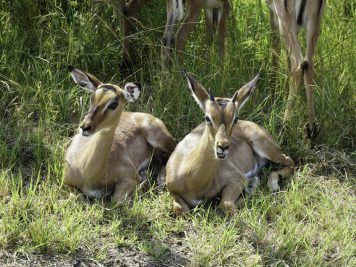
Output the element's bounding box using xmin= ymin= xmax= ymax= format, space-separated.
xmin=268 ymin=1 xmax=304 ymax=121
xmin=269 ymin=8 xmax=281 ymax=92
xmin=280 ymin=12 xmax=304 ymax=121
xmin=110 ymin=0 xmax=125 ymax=26
xmin=121 ymin=0 xmax=149 ymax=69
xmin=216 ymin=1 xmax=231 ymax=58
xmin=303 ymin=2 xmax=324 ymax=138
xmin=204 ymin=8 xmax=215 ymax=47
xmin=175 ymin=0 xmax=204 ymax=59
xmin=162 ymin=0 xmax=184 ymax=68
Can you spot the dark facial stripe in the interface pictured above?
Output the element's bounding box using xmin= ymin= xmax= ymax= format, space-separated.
xmin=221 ymin=113 xmax=226 ymax=125
xmin=318 ymin=0 xmax=324 ymax=15
xmin=92 ymin=107 xmax=99 ymax=117
xmin=101 ymin=85 xmax=116 ymax=92
xmin=297 ymin=0 xmax=307 ymax=26
xmin=213 ymin=8 xmax=218 ymax=27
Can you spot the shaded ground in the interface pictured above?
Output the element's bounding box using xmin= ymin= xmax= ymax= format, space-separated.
xmin=0 ymin=245 xmax=189 ymax=267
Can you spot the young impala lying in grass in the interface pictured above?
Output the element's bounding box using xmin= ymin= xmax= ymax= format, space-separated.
xmin=166 ymin=72 xmax=294 ymax=214
xmin=64 ymin=66 xmax=176 ymax=202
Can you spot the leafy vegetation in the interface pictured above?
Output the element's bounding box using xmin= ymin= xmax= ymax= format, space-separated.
xmin=0 ymin=0 xmax=355 ymax=265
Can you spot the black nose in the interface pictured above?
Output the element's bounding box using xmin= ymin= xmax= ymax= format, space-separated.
xmin=218 ymin=145 xmax=229 ymax=151
xmin=81 ymin=125 xmax=92 ymax=132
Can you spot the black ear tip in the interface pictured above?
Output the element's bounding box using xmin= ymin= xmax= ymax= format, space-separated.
xmin=134 ymin=82 xmax=141 ymax=91
xmin=182 ymin=70 xmax=195 ymax=85
xmin=126 ymin=82 xmax=141 ymax=92
xmin=67 ymin=65 xmax=75 ymax=72
xmin=181 ymin=69 xmax=189 ymax=80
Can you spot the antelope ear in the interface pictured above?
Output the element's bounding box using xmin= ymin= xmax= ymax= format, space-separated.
xmin=123 ymin=82 xmax=141 ymax=102
xmin=68 ymin=65 xmax=102 ymax=92
xmin=183 ymin=70 xmax=210 ymax=112
xmin=231 ymin=74 xmax=259 ymax=112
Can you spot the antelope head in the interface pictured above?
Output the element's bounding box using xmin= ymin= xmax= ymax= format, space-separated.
xmin=68 ymin=66 xmax=140 ymax=136
xmin=184 ymin=71 xmax=259 ymax=160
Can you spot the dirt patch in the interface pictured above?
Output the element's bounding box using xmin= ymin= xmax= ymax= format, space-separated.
xmin=0 ymin=245 xmax=189 ymax=267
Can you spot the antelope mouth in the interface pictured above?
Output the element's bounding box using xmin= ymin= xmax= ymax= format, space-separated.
xmin=216 ymin=151 xmax=228 ymax=159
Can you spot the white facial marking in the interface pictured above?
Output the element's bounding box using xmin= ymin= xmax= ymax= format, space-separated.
xmin=103 ymin=99 xmax=116 ymax=112
xmin=95 ymin=88 xmax=104 ymax=95
xmin=79 ymin=128 xmax=91 ymax=137
xmin=215 ymin=147 xmax=229 ymax=159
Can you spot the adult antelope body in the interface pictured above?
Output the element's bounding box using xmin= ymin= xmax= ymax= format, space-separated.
xmin=162 ymin=0 xmax=232 ymax=67
xmin=93 ymin=0 xmax=231 ymax=68
xmin=166 ymin=72 xmax=294 ymax=214
xmin=267 ymin=0 xmax=326 ymax=137
xmin=64 ymin=66 xmax=176 ymax=201
xmin=92 ymin=0 xmax=149 ymax=69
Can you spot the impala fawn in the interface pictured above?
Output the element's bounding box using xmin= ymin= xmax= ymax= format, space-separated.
xmin=64 ymin=66 xmax=176 ymax=201
xmin=166 ymin=71 xmax=294 ymax=214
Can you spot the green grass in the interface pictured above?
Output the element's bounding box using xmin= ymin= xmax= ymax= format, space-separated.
xmin=0 ymin=0 xmax=355 ymax=265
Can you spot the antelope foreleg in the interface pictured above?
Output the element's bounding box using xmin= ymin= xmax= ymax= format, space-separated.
xmin=112 ymin=177 xmax=138 ymax=203
xmin=220 ymin=178 xmax=246 ymax=213
xmin=171 ymin=193 xmax=190 ymax=215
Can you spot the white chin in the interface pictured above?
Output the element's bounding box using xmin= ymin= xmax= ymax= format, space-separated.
xmin=80 ymin=130 xmax=91 ymax=137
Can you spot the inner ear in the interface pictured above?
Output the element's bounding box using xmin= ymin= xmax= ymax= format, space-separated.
xmin=123 ymin=82 xmax=141 ymax=102
xmin=68 ymin=66 xmax=102 ymax=92
xmin=232 ymin=74 xmax=259 ymax=112
xmin=183 ymin=71 xmax=210 ymax=111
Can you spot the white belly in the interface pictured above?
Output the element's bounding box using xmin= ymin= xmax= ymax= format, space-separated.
xmin=206 ymin=0 xmax=223 ymax=9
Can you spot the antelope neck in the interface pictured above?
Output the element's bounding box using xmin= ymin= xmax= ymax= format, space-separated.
xmin=80 ymin=126 xmax=116 ymax=180
xmin=186 ymin=127 xmax=221 ymax=185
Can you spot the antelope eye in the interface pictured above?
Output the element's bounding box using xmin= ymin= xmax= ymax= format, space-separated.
xmin=108 ymin=102 xmax=118 ymax=110
xmin=233 ymin=117 xmax=238 ymax=124
xmin=205 ymin=116 xmax=212 ymax=123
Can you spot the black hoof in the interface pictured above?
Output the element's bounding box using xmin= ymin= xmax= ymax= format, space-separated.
xmin=305 ymin=122 xmax=319 ymax=147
